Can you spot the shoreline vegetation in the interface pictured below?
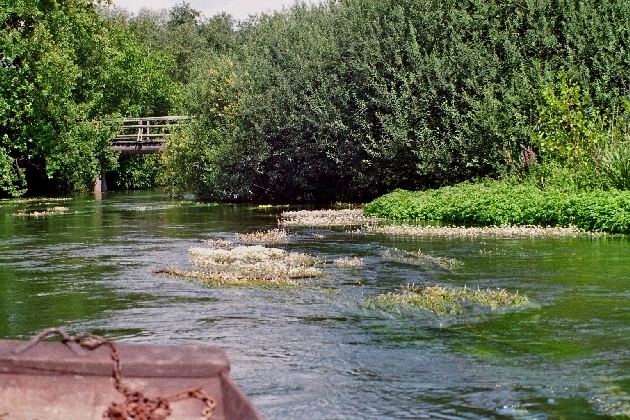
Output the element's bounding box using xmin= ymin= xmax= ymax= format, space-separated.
xmin=6 ymin=0 xmax=630 ymax=208
xmin=4 ymin=1 xmax=630 ymax=234
xmin=363 ymin=181 xmax=630 ymax=234
xmin=278 ymin=208 xmax=610 ymax=237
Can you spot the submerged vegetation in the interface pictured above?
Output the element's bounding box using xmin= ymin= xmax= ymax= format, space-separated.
xmin=273 ymin=208 xmax=600 ymax=237
xmin=367 ymin=284 xmax=529 ymax=315
xmin=381 ymin=248 xmax=463 ymax=271
xmin=333 ymin=257 xmax=364 ymax=268
xmin=367 ymin=224 xmax=591 ymax=238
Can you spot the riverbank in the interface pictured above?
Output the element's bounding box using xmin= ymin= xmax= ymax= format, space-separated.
xmin=363 ymin=180 xmax=630 ymax=234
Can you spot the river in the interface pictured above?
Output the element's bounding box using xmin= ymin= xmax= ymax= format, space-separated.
xmin=1 ymin=190 xmax=629 ymax=419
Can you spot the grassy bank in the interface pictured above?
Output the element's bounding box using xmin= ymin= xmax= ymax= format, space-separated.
xmin=363 ymin=180 xmax=630 ymax=233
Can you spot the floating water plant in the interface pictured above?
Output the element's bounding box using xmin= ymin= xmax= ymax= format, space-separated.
xmin=1 ymin=197 xmax=71 ymax=205
xmin=365 ymin=224 xmax=592 ymax=238
xmin=331 ymin=202 xmax=362 ymax=210
xmin=203 ymin=239 xmax=234 ymax=249
xmin=333 ymin=257 xmax=364 ymax=268
xmin=279 ymin=209 xmax=377 ymax=227
xmin=156 ymin=245 xmax=322 ymax=287
xmin=366 ymin=284 xmax=528 ymax=315
xmin=12 ymin=206 xmax=69 ymax=217
xmin=381 ymin=248 xmax=462 ymax=271
xmin=279 ymin=208 xmax=592 ymax=237
xmin=153 ymin=268 xmax=302 ymax=287
xmin=236 ymin=228 xmax=288 ymax=244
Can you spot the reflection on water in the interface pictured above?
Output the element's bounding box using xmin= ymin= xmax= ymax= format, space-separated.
xmin=1 ymin=190 xmax=630 ymax=419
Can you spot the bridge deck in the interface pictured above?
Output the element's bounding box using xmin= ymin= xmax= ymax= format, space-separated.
xmin=110 ymin=116 xmax=191 ymax=155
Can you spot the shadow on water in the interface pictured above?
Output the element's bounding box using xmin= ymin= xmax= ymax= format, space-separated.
xmin=1 ymin=190 xmax=630 ymax=418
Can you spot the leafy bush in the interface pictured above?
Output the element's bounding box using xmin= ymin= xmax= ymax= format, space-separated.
xmin=599 ymin=142 xmax=630 ymax=190
xmin=46 ymin=121 xmax=120 ymax=193
xmin=160 ymin=53 xmax=262 ymax=200
xmin=0 ymin=1 xmax=182 ymax=196
xmin=113 ymin=155 xmax=163 ymax=190
xmin=532 ymin=71 xmax=607 ymax=165
xmin=164 ymin=0 xmax=630 ymax=202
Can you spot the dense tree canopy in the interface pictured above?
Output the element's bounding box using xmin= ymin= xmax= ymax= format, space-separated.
xmin=0 ymin=0 xmax=182 ymax=196
xmin=164 ymin=0 xmax=630 ymax=202
xmin=3 ymin=0 xmax=630 ymax=200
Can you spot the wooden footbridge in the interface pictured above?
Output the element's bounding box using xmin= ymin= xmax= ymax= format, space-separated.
xmin=110 ymin=116 xmax=191 ymax=155
xmin=95 ymin=116 xmax=191 ymax=194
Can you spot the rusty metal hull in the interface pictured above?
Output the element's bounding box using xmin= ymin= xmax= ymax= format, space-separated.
xmin=0 ymin=339 xmax=265 ymax=420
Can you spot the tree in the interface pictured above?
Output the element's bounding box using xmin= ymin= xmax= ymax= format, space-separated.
xmin=0 ymin=0 xmax=105 ymax=195
xmin=0 ymin=0 xmax=181 ymax=196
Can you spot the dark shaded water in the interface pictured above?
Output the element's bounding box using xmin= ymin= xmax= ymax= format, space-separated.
xmin=1 ymin=190 xmax=630 ymax=419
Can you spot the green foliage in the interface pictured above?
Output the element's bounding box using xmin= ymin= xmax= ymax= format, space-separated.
xmin=164 ymin=0 xmax=630 ymax=202
xmin=0 ymin=142 xmax=26 ymax=196
xmin=366 ymin=284 xmax=528 ymax=315
xmin=126 ymin=5 xmax=235 ymax=85
xmin=92 ymin=11 xmax=183 ymax=117
xmin=6 ymin=0 xmax=630 ymax=199
xmin=114 ymin=155 xmax=163 ymax=190
xmin=515 ymin=74 xmax=630 ymax=192
xmin=363 ymin=180 xmax=630 ymax=233
xmin=532 ymin=71 xmax=607 ymax=165
xmin=599 ymin=142 xmax=630 ymax=190
xmin=161 ymin=53 xmax=255 ymax=200
xmin=0 ymin=0 xmax=182 ymax=196
xmin=0 ymin=0 xmax=100 ymax=195
xmin=45 ymin=120 xmax=120 ymax=192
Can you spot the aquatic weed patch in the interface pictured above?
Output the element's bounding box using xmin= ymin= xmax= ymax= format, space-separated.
xmin=189 ymin=246 xmax=322 ymax=278
xmin=333 ymin=256 xmax=364 ymax=268
xmin=202 ymin=239 xmax=234 ymax=249
xmin=364 ymin=182 xmax=630 ymax=233
xmin=381 ymin=248 xmax=463 ymax=271
xmin=366 ymin=224 xmax=589 ymax=238
xmin=153 ymin=268 xmax=302 ymax=288
xmin=1 ymin=197 xmax=72 ymax=205
xmin=366 ymin=284 xmax=528 ymax=315
xmin=236 ymin=228 xmax=288 ymax=244
xmin=279 ymin=209 xmax=377 ymax=227
xmin=12 ymin=206 xmax=69 ymax=217
xmin=155 ymin=245 xmax=323 ymax=287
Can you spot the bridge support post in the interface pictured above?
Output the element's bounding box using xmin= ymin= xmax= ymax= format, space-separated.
xmin=94 ymin=172 xmax=107 ymax=196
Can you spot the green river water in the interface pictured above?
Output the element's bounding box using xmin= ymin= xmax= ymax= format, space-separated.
xmin=1 ymin=190 xmax=630 ymax=419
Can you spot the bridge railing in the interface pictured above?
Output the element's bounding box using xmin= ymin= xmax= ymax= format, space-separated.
xmin=111 ymin=116 xmax=192 ymax=155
